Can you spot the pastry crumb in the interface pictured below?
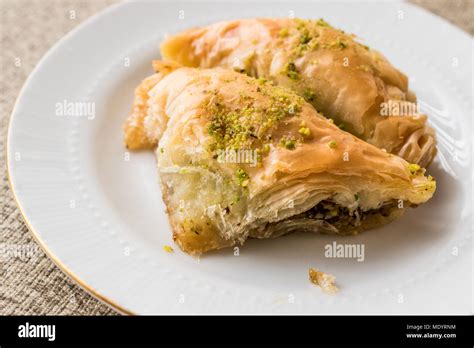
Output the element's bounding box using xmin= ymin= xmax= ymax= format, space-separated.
xmin=309 ymin=268 xmax=338 ymax=293
xmin=163 ymin=245 xmax=174 ymax=253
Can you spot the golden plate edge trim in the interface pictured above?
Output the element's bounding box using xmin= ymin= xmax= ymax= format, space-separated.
xmin=6 ymin=82 xmax=135 ymax=316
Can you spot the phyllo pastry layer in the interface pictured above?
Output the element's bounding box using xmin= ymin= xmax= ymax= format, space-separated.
xmin=124 ymin=61 xmax=436 ymax=254
xmin=161 ymin=18 xmax=437 ymax=167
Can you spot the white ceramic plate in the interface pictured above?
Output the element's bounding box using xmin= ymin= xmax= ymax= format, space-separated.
xmin=8 ymin=0 xmax=473 ymax=314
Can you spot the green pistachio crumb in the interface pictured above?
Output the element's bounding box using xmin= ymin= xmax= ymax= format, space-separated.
xmin=236 ymin=168 xmax=249 ymax=187
xmin=328 ymin=140 xmax=337 ymax=149
xmin=298 ymin=127 xmax=311 ymax=136
xmin=206 ymin=78 xmax=304 ymax=157
xmin=303 ymin=89 xmax=316 ymax=102
xmin=280 ymin=137 xmax=296 ymax=150
xmin=283 ymin=62 xmax=300 ymax=81
xmin=299 ymin=32 xmax=311 ymax=45
xmin=316 ymin=18 xmax=331 ymax=27
xmin=279 ymin=28 xmax=289 ymax=38
xmin=408 ymin=163 xmax=422 ymax=176
xmin=332 ymin=37 xmax=348 ymax=49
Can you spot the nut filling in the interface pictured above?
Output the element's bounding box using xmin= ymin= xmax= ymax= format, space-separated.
xmin=251 ymin=199 xmax=401 ymax=238
xmin=299 ymin=199 xmax=400 ymax=228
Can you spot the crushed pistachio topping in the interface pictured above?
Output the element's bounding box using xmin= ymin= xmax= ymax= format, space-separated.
xmin=332 ymin=37 xmax=348 ymax=49
xmin=298 ymin=126 xmax=311 ymax=136
xmin=424 ymin=175 xmax=436 ymax=191
xmin=293 ymin=20 xmax=319 ymax=56
xmin=299 ymin=31 xmax=312 ymax=45
xmin=354 ymin=194 xmax=359 ymax=201
xmin=328 ymin=140 xmax=337 ymax=149
xmin=408 ymin=163 xmax=422 ymax=176
xmin=303 ymin=89 xmax=316 ymax=102
xmin=316 ymin=18 xmax=331 ymax=27
xmin=206 ymin=79 xmax=304 ymax=154
xmin=236 ymin=168 xmax=249 ymax=187
xmin=279 ymin=27 xmax=289 ymax=38
xmin=282 ymin=62 xmax=300 ymax=81
xmin=277 ymin=18 xmax=353 ymax=86
xmin=163 ymin=245 xmax=174 ymax=253
xmin=280 ymin=136 xmax=297 ymax=150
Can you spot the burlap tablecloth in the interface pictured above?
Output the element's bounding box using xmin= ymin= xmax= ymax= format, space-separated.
xmin=1 ymin=0 xmax=472 ymax=315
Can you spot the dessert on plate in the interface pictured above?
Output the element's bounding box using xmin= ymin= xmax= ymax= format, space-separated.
xmin=161 ymin=18 xmax=437 ymax=167
xmin=124 ymin=60 xmax=436 ymax=254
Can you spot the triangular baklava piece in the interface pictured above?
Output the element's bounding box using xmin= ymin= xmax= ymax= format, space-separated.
xmin=124 ymin=61 xmax=435 ymax=254
xmin=160 ymin=18 xmax=437 ymax=167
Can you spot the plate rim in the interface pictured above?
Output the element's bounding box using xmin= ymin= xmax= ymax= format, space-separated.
xmin=6 ymin=0 xmax=472 ymax=315
xmin=6 ymin=0 xmax=134 ymax=315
